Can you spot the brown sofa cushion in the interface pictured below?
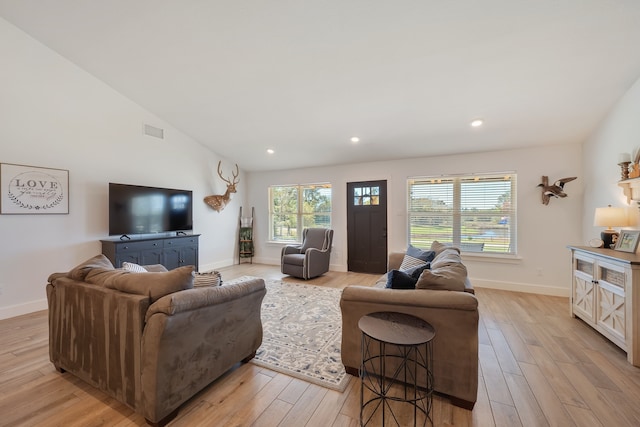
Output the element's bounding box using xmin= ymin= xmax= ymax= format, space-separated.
xmin=430 ymin=240 xmax=461 ymax=256
xmin=65 ymin=254 xmax=115 ymax=281
xmin=415 ymin=246 xmax=467 ymax=291
xmin=86 ymin=266 xmax=195 ymax=302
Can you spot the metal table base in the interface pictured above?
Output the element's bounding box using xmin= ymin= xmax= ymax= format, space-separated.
xmin=359 ymin=312 xmax=435 ymax=427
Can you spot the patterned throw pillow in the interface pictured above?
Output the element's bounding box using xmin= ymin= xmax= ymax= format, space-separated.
xmin=405 ymin=262 xmax=431 ymax=279
xmin=122 ymin=262 xmax=148 ymax=273
xmin=399 ymin=245 xmax=436 ymax=271
xmin=194 ymin=270 xmax=222 ymax=287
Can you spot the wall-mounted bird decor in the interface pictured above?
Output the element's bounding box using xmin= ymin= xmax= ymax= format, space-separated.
xmin=537 ymin=176 xmax=577 ymax=205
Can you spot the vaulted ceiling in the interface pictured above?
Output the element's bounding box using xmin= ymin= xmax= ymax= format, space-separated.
xmin=2 ymin=1 xmax=640 ymax=171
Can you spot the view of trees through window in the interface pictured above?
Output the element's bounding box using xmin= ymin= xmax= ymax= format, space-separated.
xmin=269 ymin=183 xmax=331 ymax=241
xmin=408 ymin=173 xmax=516 ymax=254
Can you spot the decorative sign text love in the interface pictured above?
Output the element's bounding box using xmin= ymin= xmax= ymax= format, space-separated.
xmin=1 ymin=163 xmax=69 ymax=214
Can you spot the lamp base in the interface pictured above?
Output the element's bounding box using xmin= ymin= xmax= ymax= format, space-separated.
xmin=601 ymin=230 xmax=619 ymax=249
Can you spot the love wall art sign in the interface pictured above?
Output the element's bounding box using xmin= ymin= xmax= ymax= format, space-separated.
xmin=1 ymin=163 xmax=69 ymax=214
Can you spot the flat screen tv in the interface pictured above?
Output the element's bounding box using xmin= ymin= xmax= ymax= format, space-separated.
xmin=109 ymin=183 xmax=193 ymax=236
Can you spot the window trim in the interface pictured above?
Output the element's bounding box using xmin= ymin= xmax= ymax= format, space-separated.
xmin=268 ymin=183 xmax=332 ymax=243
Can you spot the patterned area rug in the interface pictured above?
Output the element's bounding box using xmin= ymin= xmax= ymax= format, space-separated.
xmin=248 ymin=278 xmax=349 ymax=391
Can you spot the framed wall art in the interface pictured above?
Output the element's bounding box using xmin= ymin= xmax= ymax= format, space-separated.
xmin=0 ymin=163 xmax=69 ymax=214
xmin=614 ymin=229 xmax=640 ymax=253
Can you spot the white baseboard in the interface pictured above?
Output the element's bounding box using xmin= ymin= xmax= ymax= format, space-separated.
xmin=471 ymin=278 xmax=570 ymax=297
xmin=330 ymin=263 xmax=348 ymax=272
xmin=251 ymin=256 xmax=279 ymax=266
xmin=199 ymin=258 xmax=235 ymax=272
xmin=243 ymin=259 xmax=570 ymax=296
xmin=0 ymin=299 xmax=48 ymax=320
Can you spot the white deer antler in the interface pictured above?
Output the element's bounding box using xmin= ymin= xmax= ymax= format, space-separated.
xmin=204 ymin=161 xmax=239 ymax=212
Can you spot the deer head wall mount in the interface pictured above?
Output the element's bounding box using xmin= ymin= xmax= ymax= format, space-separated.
xmin=204 ymin=161 xmax=239 ymax=212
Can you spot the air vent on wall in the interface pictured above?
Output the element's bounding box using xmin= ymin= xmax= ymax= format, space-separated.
xmin=143 ymin=124 xmax=164 ymax=139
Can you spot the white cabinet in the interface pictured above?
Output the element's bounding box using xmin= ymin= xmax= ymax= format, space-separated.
xmin=569 ymin=246 xmax=640 ymax=366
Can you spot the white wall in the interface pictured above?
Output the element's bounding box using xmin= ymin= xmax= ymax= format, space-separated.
xmin=247 ymin=143 xmax=583 ymax=296
xmin=0 ymin=18 xmax=241 ymax=319
xmin=582 ymin=76 xmax=640 ymax=238
xmin=8 ymin=11 xmax=636 ymax=317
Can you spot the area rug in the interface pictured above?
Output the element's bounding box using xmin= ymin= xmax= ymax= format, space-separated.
xmin=239 ymin=277 xmax=349 ymax=392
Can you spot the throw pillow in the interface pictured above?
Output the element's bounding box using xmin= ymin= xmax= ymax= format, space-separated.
xmin=122 ymin=262 xmax=147 ymax=273
xmin=415 ymin=248 xmax=467 ymax=291
xmin=430 ymin=240 xmax=460 ymax=256
xmin=405 ymin=262 xmax=430 ymax=279
xmin=399 ymin=245 xmax=436 ymax=271
xmin=431 ymin=248 xmax=464 ymax=269
xmin=194 ymin=270 xmax=222 ymax=287
xmin=385 ymin=269 xmax=418 ymax=289
xmin=67 ymin=254 xmax=114 ymax=281
xmin=142 ymin=264 xmax=169 ymax=273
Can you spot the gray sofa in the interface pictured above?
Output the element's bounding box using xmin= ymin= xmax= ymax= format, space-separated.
xmin=46 ymin=254 xmax=266 ymax=426
xmin=340 ymin=242 xmax=479 ymax=409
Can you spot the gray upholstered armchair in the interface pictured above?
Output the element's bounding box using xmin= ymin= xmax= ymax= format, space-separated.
xmin=281 ymin=228 xmax=334 ymax=279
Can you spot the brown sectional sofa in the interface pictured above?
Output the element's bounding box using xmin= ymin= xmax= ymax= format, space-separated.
xmin=46 ymin=255 xmax=266 ymax=426
xmin=340 ymin=243 xmax=479 ymax=409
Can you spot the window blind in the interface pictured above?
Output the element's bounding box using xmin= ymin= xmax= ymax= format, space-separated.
xmin=408 ymin=173 xmax=516 ymax=254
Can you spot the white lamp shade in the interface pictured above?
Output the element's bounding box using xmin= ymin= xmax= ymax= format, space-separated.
xmin=594 ymin=206 xmax=628 ymax=228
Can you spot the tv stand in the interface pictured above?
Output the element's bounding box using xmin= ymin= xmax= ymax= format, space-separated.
xmin=101 ymin=234 xmax=200 ymax=271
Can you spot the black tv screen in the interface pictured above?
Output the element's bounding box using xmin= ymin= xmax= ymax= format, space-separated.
xmin=109 ymin=183 xmax=193 ymax=236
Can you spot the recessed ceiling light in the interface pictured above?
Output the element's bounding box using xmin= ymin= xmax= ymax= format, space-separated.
xmin=470 ymin=119 xmax=484 ymax=127
xmin=350 ymin=137 xmax=360 ymax=143
xmin=266 ymin=148 xmax=275 ymax=154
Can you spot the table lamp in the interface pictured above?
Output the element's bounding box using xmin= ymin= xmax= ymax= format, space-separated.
xmin=594 ymin=205 xmax=628 ymax=248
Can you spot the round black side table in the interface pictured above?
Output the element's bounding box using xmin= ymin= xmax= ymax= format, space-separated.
xmin=358 ymin=312 xmax=435 ymax=427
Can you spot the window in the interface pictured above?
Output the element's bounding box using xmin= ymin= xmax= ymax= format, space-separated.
xmin=269 ymin=183 xmax=332 ymax=242
xmin=353 ymin=185 xmax=380 ymax=205
xmin=408 ymin=172 xmax=516 ymax=254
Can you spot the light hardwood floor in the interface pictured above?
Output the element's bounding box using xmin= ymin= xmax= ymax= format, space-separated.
xmin=2 ymin=263 xmax=640 ymax=426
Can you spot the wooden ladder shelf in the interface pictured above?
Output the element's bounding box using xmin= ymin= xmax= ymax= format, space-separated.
xmin=239 ymin=207 xmax=254 ymax=264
